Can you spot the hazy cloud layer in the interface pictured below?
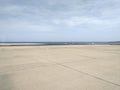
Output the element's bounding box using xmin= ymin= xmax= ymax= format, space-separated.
xmin=0 ymin=0 xmax=120 ymax=42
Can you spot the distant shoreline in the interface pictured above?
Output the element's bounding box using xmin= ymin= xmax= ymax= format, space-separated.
xmin=0 ymin=42 xmax=120 ymax=46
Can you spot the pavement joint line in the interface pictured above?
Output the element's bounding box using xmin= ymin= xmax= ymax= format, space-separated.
xmin=0 ymin=62 xmax=57 ymax=75
xmin=56 ymin=63 xmax=120 ymax=87
xmin=78 ymin=54 xmax=97 ymax=59
xmin=0 ymin=62 xmax=53 ymax=68
xmin=56 ymin=60 xmax=94 ymax=65
xmin=103 ymin=51 xmax=120 ymax=55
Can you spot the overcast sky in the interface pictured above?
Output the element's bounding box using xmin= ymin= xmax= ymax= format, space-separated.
xmin=0 ymin=0 xmax=120 ymax=42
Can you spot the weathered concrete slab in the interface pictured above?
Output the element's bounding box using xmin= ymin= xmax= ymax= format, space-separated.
xmin=0 ymin=45 xmax=120 ymax=90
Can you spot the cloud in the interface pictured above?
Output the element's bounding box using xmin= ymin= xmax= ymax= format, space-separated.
xmin=0 ymin=20 xmax=55 ymax=32
xmin=52 ymin=16 xmax=120 ymax=27
xmin=0 ymin=0 xmax=120 ymax=41
xmin=0 ymin=5 xmax=23 ymax=13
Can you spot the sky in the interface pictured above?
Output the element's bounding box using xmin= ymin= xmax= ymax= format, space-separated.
xmin=0 ymin=0 xmax=120 ymax=42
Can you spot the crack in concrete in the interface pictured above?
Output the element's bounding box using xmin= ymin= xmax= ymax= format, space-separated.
xmin=56 ymin=63 xmax=120 ymax=87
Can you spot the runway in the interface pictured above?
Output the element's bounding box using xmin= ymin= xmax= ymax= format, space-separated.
xmin=0 ymin=45 xmax=120 ymax=90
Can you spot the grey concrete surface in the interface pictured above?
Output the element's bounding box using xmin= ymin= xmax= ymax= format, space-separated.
xmin=0 ymin=45 xmax=120 ymax=90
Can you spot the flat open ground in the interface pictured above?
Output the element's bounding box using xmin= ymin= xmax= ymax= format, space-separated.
xmin=0 ymin=45 xmax=120 ymax=90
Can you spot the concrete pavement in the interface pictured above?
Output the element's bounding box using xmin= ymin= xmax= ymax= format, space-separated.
xmin=0 ymin=45 xmax=120 ymax=90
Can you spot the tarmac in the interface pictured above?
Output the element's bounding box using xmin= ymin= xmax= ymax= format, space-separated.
xmin=0 ymin=45 xmax=120 ymax=90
